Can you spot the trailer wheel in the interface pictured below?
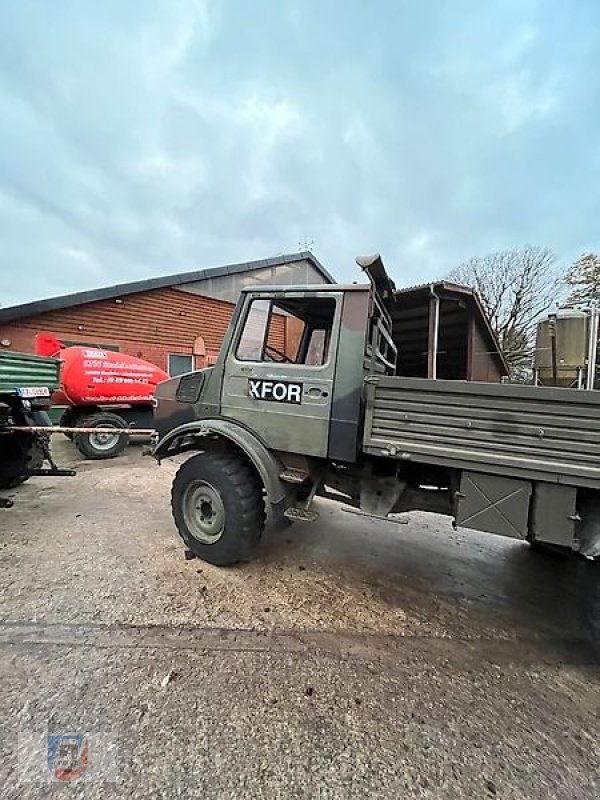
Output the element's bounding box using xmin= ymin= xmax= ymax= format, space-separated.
xmin=171 ymin=451 xmax=265 ymax=566
xmin=74 ymin=412 xmax=129 ymax=459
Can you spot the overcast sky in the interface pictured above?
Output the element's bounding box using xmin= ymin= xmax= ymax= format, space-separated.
xmin=1 ymin=0 xmax=599 ymax=306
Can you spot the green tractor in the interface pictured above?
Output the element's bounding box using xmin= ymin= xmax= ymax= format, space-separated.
xmin=0 ymin=349 xmax=74 ymax=507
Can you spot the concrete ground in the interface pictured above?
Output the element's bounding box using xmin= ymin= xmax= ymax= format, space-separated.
xmin=0 ymin=439 xmax=599 ymax=799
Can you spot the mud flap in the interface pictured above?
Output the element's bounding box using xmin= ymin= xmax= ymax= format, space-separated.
xmin=575 ymin=495 xmax=600 ymax=559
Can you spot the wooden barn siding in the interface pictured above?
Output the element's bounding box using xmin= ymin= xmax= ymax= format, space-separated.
xmin=469 ymin=318 xmax=503 ymax=383
xmin=0 ymin=286 xmax=287 ymax=372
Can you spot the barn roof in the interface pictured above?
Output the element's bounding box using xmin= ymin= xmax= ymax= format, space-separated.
xmin=0 ymin=251 xmax=335 ymax=323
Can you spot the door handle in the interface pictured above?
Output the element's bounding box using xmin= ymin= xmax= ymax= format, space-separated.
xmin=306 ymin=387 xmax=329 ymax=399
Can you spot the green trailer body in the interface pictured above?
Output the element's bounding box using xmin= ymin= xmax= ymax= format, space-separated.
xmin=0 ymin=350 xmax=61 ymax=393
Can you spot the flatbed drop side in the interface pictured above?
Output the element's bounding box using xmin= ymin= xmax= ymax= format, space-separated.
xmin=152 ymin=257 xmax=600 ymax=564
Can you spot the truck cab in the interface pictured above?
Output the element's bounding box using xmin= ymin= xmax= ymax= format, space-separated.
xmin=154 ymin=280 xmax=395 ymax=457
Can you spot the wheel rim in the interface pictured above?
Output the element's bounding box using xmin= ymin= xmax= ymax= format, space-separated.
xmin=88 ymin=425 xmax=121 ymax=451
xmin=182 ymin=480 xmax=226 ymax=544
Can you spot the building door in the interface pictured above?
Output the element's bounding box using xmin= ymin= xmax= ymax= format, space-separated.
xmin=221 ymin=291 xmax=341 ymax=458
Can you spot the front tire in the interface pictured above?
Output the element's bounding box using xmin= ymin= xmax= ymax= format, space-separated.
xmin=171 ymin=451 xmax=265 ymax=566
xmin=0 ymin=433 xmax=32 ymax=488
xmin=0 ymin=431 xmax=46 ymax=489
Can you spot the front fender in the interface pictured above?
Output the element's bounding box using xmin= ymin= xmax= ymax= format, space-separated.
xmin=153 ymin=419 xmax=286 ymax=507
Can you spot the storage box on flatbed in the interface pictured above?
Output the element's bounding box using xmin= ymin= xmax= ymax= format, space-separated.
xmin=363 ymin=376 xmax=600 ymax=490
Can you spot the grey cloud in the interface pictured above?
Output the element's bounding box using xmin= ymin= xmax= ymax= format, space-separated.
xmin=1 ymin=0 xmax=599 ymax=306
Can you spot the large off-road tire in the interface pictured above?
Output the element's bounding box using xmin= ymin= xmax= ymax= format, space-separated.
xmin=0 ymin=434 xmax=31 ymax=489
xmin=73 ymin=412 xmax=129 ymax=459
xmin=0 ymin=433 xmax=46 ymax=489
xmin=171 ymin=451 xmax=265 ymax=566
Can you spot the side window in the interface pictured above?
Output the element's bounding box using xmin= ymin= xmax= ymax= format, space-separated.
xmin=236 ymin=296 xmax=336 ymax=365
xmin=305 ymin=329 xmax=327 ymax=366
xmin=236 ymin=298 xmax=270 ymax=361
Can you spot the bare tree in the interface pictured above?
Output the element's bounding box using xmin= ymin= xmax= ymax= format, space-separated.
xmin=448 ymin=246 xmax=566 ymax=378
xmin=566 ymin=252 xmax=600 ymax=305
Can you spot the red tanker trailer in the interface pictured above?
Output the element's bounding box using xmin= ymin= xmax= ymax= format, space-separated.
xmin=36 ymin=333 xmax=168 ymax=459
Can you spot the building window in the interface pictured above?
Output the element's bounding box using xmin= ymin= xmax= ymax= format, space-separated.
xmin=236 ymin=296 xmax=336 ymax=366
xmin=168 ymin=353 xmax=194 ymax=376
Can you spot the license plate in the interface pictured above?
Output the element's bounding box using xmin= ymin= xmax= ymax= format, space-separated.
xmin=17 ymin=386 xmax=51 ymax=398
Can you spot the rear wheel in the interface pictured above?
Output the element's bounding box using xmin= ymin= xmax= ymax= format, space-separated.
xmin=171 ymin=451 xmax=265 ymax=565
xmin=0 ymin=432 xmax=46 ymax=489
xmin=0 ymin=434 xmax=32 ymax=489
xmin=60 ymin=408 xmax=81 ymax=440
xmin=74 ymin=412 xmax=129 ymax=459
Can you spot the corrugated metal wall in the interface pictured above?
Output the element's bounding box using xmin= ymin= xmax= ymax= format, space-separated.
xmin=469 ymin=320 xmax=504 ymax=382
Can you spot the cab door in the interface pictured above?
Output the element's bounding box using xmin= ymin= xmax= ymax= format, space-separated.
xmin=221 ymin=291 xmax=342 ymax=458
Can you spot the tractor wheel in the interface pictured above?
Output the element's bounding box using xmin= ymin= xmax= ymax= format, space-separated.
xmin=74 ymin=412 xmax=129 ymax=460
xmin=171 ymin=451 xmax=265 ymax=566
xmin=0 ymin=434 xmax=30 ymax=489
xmin=59 ymin=408 xmax=79 ymax=440
xmin=0 ymin=432 xmax=45 ymax=489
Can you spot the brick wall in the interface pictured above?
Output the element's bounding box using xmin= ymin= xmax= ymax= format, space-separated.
xmin=0 ymin=285 xmax=288 ymax=373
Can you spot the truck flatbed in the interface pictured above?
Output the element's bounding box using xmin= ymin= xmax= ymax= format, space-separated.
xmin=363 ymin=376 xmax=600 ymax=489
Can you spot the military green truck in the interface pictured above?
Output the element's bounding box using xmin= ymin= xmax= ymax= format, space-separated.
xmin=0 ymin=350 xmax=74 ymax=507
xmin=152 ymin=256 xmax=600 ymax=565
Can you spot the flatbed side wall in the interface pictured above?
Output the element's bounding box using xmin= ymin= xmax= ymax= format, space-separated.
xmin=363 ymin=376 xmax=600 ymax=489
xmin=0 ymin=350 xmax=61 ymax=392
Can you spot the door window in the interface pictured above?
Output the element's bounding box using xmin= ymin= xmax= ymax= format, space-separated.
xmin=236 ymin=297 xmax=336 ymax=366
xmin=236 ymin=298 xmax=271 ymax=361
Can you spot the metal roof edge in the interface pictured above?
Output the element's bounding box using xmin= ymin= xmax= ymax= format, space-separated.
xmin=0 ymin=251 xmax=335 ymax=323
